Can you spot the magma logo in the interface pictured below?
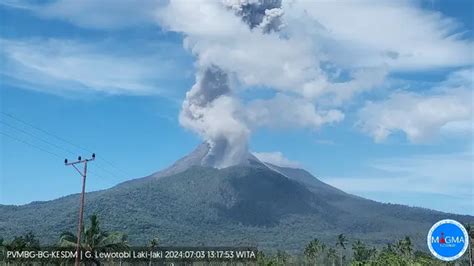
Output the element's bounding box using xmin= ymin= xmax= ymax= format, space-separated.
xmin=427 ymin=219 xmax=469 ymax=261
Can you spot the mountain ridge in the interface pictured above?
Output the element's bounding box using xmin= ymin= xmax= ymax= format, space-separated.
xmin=1 ymin=145 xmax=472 ymax=252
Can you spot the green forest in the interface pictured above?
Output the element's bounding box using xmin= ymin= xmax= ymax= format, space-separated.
xmin=1 ymin=215 xmax=472 ymax=265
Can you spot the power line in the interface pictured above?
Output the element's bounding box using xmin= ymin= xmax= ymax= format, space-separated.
xmin=1 ymin=112 xmax=130 ymax=179
xmin=2 ymin=122 xmax=118 ymax=180
xmin=1 ymin=128 xmax=118 ymax=186
xmin=0 ymin=119 xmax=121 ymax=179
xmin=0 ymin=119 xmax=77 ymax=156
xmin=1 ymin=111 xmax=92 ymax=154
xmin=0 ymin=130 xmax=63 ymax=159
xmin=0 ymin=126 xmax=123 ymax=181
xmin=87 ymin=169 xmax=116 ymax=186
xmin=93 ymin=164 xmax=123 ymax=179
xmin=97 ymin=157 xmax=131 ymax=178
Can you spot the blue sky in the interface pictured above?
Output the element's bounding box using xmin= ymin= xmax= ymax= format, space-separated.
xmin=0 ymin=0 xmax=472 ymax=215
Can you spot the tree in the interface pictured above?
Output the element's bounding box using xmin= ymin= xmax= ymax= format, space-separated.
xmin=6 ymin=231 xmax=40 ymax=250
xmin=148 ymin=237 xmax=159 ymax=266
xmin=304 ymin=238 xmax=326 ymax=264
xmin=464 ymin=223 xmax=473 ymax=264
xmin=148 ymin=237 xmax=159 ymax=249
xmin=1 ymin=232 xmax=40 ymax=264
xmin=58 ymin=214 xmax=128 ymax=265
xmin=256 ymin=250 xmax=268 ymax=265
xmin=395 ymin=236 xmax=412 ymax=258
xmin=275 ymin=250 xmax=289 ymax=265
xmin=256 ymin=250 xmax=279 ymax=266
xmin=336 ymin=234 xmax=347 ymax=266
xmin=412 ymin=250 xmax=444 ymax=266
xmin=0 ymin=237 xmax=5 ymax=262
xmin=326 ymin=247 xmax=338 ymax=266
xmin=377 ymin=244 xmax=406 ymax=265
xmin=352 ymin=240 xmax=376 ymax=265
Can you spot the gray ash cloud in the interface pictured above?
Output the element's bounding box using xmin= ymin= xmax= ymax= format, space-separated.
xmin=179 ymin=0 xmax=284 ymax=168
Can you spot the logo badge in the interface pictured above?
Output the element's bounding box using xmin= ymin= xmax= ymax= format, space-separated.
xmin=427 ymin=219 xmax=469 ymax=261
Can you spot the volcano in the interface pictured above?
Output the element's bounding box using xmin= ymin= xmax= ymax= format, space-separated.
xmin=1 ymin=143 xmax=472 ymax=251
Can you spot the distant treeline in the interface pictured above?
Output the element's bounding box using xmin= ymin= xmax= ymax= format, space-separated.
xmin=1 ymin=215 xmax=472 ymax=265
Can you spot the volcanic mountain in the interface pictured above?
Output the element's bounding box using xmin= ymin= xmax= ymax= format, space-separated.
xmin=1 ymin=143 xmax=472 ymax=252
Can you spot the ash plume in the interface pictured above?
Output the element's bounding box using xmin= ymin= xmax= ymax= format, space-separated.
xmin=179 ymin=0 xmax=284 ymax=168
xmin=223 ymin=0 xmax=284 ymax=32
xmin=180 ymin=66 xmax=249 ymax=168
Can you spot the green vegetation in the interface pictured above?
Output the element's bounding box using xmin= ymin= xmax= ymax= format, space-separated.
xmin=336 ymin=234 xmax=348 ymax=265
xmin=2 ymin=218 xmax=472 ymax=265
xmin=57 ymin=214 xmax=128 ymax=265
xmin=1 ymin=165 xmax=473 ymax=252
xmin=1 ymin=231 xmax=40 ymax=251
xmin=1 ymin=164 xmax=473 ymax=265
xmin=257 ymin=235 xmax=473 ymax=265
xmin=58 ymin=214 xmax=128 ymax=251
xmin=0 ymin=231 xmax=40 ymax=264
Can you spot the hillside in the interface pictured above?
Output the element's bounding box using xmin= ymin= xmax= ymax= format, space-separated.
xmin=1 ymin=145 xmax=472 ymax=252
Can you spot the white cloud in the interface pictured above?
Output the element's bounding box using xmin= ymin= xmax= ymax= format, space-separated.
xmin=155 ymin=0 xmax=473 ymax=122
xmin=307 ymin=67 xmax=388 ymax=106
xmin=7 ymin=0 xmax=472 ymax=75
xmin=156 ymin=1 xmax=396 ymax=105
xmin=441 ymin=120 xmax=473 ymax=136
xmin=357 ymin=69 xmax=473 ymax=143
xmin=0 ymin=38 xmax=187 ymax=96
xmin=2 ymin=0 xmax=161 ymax=29
xmin=285 ymin=0 xmax=473 ymax=71
xmin=253 ymin=151 xmax=301 ymax=168
xmin=245 ymin=93 xmax=344 ymax=130
xmin=5 ymin=0 xmax=472 ymax=101
xmin=158 ymin=0 xmax=326 ymax=96
xmin=2 ymin=0 xmax=473 ymax=146
xmin=323 ymin=152 xmax=473 ymax=214
xmin=180 ymin=93 xmax=250 ymax=168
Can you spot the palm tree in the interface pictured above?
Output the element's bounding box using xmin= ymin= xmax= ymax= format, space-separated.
xmin=5 ymin=231 xmax=40 ymax=251
xmin=464 ymin=223 xmax=473 ymax=266
xmin=256 ymin=250 xmax=268 ymax=265
xmin=403 ymin=236 xmax=412 ymax=256
xmin=336 ymin=234 xmax=347 ymax=266
xmin=352 ymin=240 xmax=376 ymax=264
xmin=148 ymin=237 xmax=159 ymax=266
xmin=0 ymin=237 xmax=5 ymax=261
xmin=59 ymin=214 xmax=128 ymax=265
xmin=1 ymin=232 xmax=40 ymax=264
xmin=149 ymin=237 xmax=159 ymax=249
xmin=275 ymin=250 xmax=289 ymax=264
xmin=327 ymin=247 xmax=338 ymax=266
xmin=304 ymin=238 xmax=325 ymax=264
xmin=394 ymin=236 xmax=412 ymax=261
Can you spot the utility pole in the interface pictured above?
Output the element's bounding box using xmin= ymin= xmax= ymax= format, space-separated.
xmin=65 ymin=153 xmax=95 ymax=266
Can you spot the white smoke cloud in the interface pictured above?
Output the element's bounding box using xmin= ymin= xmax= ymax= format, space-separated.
xmin=245 ymin=94 xmax=344 ymax=129
xmin=161 ymin=0 xmax=312 ymax=167
xmin=179 ymin=66 xmax=250 ymax=168
xmin=167 ymin=0 xmax=349 ymax=167
xmin=222 ymin=0 xmax=284 ymax=32
xmin=155 ymin=0 xmax=473 ymax=167
xmin=5 ymin=0 xmax=472 ymax=167
xmin=157 ymin=1 xmax=329 ymax=98
xmin=253 ymin=151 xmax=301 ymax=168
xmin=357 ymin=69 xmax=473 ymax=143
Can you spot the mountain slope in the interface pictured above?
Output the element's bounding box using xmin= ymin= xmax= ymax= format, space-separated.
xmin=1 ymin=146 xmax=472 ymax=252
